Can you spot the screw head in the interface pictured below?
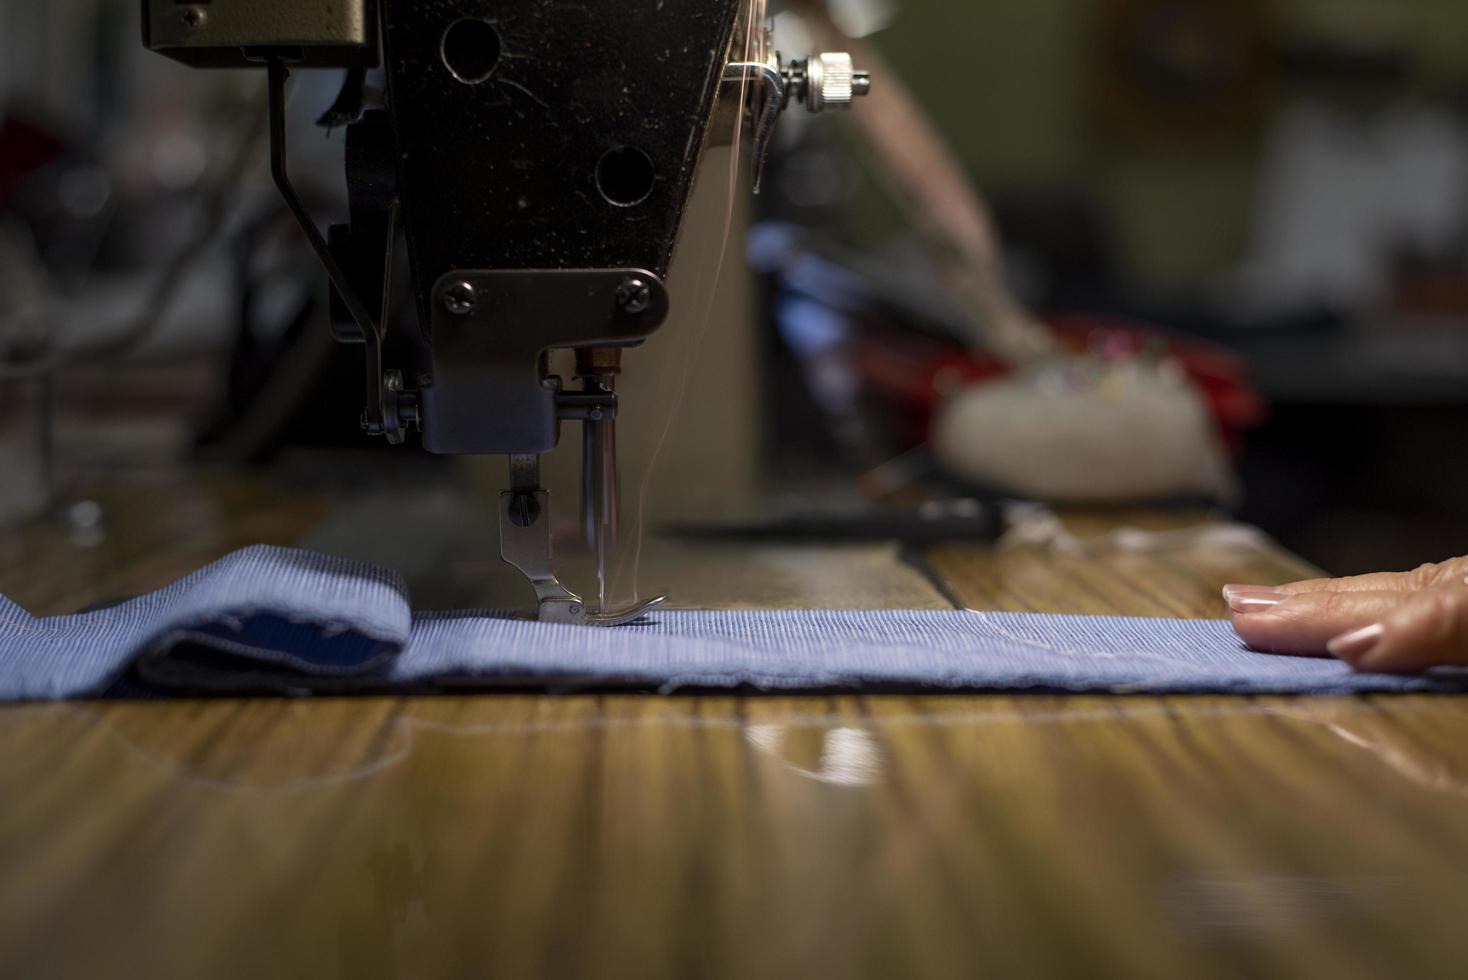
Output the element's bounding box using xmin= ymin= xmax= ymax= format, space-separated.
xmin=179 ymin=6 xmax=208 ymax=30
xmin=442 ymin=280 xmax=478 ymax=316
xmin=616 ymin=277 xmax=653 ymax=315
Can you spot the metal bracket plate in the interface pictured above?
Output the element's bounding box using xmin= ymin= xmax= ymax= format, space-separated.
xmin=144 ymin=0 xmax=378 ymax=68
xmin=422 ymin=269 xmax=669 ymax=456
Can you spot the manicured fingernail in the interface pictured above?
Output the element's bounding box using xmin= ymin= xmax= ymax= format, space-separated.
xmin=1222 ymin=584 xmax=1283 ymax=601
xmin=1227 ymin=593 xmax=1284 ymax=613
xmin=1327 ymin=624 xmax=1384 ymax=662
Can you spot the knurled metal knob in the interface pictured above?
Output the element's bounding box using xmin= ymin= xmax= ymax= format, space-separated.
xmin=789 ymin=52 xmax=872 ymax=113
xmin=807 ymin=52 xmax=861 ymax=112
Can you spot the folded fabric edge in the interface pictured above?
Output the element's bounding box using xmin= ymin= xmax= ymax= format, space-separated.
xmin=133 ymin=612 xmax=407 ymax=694
xmin=94 ymin=545 xmax=410 ymax=631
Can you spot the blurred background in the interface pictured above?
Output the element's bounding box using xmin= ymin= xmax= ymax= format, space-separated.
xmin=862 ymin=0 xmax=1468 ymax=573
xmin=4 ymin=0 xmax=1468 ymax=583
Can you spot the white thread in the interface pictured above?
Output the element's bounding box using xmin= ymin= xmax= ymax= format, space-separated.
xmin=621 ymin=0 xmax=765 ymax=601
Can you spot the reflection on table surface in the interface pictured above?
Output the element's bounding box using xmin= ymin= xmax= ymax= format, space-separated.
xmin=4 ymin=693 xmax=1468 ymax=979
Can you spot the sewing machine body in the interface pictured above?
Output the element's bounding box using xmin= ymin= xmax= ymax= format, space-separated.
xmin=143 ymin=0 xmax=866 ymax=622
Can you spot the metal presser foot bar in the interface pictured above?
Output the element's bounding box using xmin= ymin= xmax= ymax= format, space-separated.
xmin=499 ymin=454 xmax=664 ymax=627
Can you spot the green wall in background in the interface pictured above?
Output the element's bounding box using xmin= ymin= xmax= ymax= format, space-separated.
xmin=873 ymin=0 xmax=1092 ymax=191
xmin=871 ymin=0 xmax=1468 ymax=294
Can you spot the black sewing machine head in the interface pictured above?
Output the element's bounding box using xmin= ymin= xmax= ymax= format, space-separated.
xmin=144 ymin=0 xmax=868 ymax=622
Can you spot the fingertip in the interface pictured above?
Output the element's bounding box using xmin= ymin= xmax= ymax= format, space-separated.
xmin=1230 ymin=590 xmax=1405 ymax=659
xmin=1227 ymin=607 xmax=1289 ymax=655
xmin=1326 ymin=623 xmax=1384 ymax=665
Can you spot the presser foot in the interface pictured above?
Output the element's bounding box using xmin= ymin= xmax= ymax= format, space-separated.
xmin=584 ymin=594 xmax=666 ymax=627
xmin=531 ymin=591 xmax=666 ymax=627
xmin=498 ymin=462 xmax=664 ymax=626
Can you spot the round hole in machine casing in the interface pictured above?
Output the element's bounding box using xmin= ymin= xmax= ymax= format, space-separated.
xmin=595 ymin=146 xmax=657 ymax=207
xmin=440 ymin=18 xmax=501 ymax=84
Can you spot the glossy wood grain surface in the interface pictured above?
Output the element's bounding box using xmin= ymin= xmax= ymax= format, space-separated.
xmin=2 ymin=479 xmax=1465 ymax=979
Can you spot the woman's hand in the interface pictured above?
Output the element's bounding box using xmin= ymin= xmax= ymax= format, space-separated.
xmin=1224 ymin=558 xmax=1468 ymax=673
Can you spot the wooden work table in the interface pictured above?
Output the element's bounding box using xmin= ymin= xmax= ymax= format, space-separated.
xmin=2 ymin=472 xmax=1466 ymax=979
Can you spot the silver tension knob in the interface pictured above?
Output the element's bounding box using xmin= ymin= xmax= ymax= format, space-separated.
xmin=793 ymin=52 xmax=872 ymax=113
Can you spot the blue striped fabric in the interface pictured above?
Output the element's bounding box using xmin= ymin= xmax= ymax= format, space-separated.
xmin=1 ymin=545 xmax=1465 ymax=700
xmin=0 ymin=547 xmax=408 ymax=700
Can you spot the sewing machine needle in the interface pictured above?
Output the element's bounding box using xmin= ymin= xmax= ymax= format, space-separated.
xmin=598 ymin=413 xmax=618 ymax=612
xmin=596 ymin=511 xmax=608 ymax=612
xmin=576 ymin=348 xmax=622 ymax=615
xmin=582 ymin=418 xmax=608 ymax=613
